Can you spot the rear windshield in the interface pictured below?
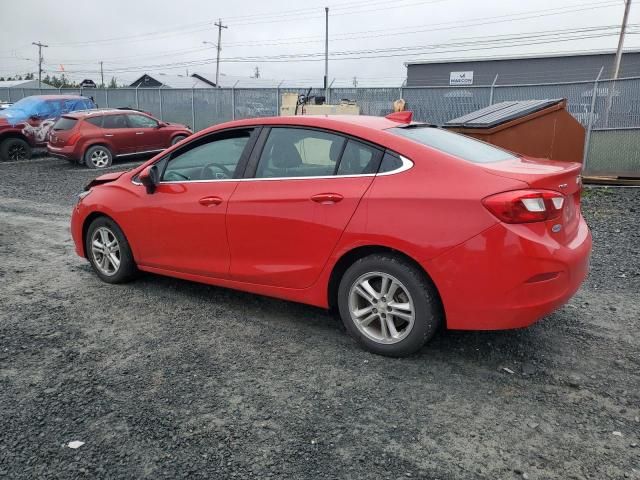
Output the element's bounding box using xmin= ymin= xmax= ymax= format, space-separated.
xmin=389 ymin=126 xmax=517 ymax=163
xmin=53 ymin=117 xmax=78 ymax=131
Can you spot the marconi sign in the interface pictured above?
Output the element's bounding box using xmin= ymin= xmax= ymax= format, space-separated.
xmin=449 ymin=71 xmax=474 ymax=85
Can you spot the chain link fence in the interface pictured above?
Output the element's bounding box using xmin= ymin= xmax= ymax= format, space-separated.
xmin=2 ymin=78 xmax=639 ymax=177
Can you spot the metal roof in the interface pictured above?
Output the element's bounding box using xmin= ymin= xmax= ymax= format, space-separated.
xmin=405 ymin=48 xmax=640 ymax=66
xmin=444 ymin=99 xmax=564 ymax=128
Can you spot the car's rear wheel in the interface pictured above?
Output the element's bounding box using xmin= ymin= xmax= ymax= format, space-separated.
xmin=84 ymin=145 xmax=113 ymax=169
xmin=171 ymin=135 xmax=187 ymax=146
xmin=337 ymin=254 xmax=441 ymax=357
xmin=85 ymin=217 xmax=137 ymax=284
xmin=1 ymin=138 xmax=32 ymax=162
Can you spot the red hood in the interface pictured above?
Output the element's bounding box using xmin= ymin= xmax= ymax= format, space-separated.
xmin=85 ymin=171 xmax=126 ymax=190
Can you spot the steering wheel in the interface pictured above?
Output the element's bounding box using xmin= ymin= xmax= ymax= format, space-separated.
xmin=200 ymin=162 xmax=233 ymax=180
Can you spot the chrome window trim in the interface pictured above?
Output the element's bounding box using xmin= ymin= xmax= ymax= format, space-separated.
xmin=117 ymin=149 xmax=164 ymax=158
xmin=131 ymin=155 xmax=413 ymax=186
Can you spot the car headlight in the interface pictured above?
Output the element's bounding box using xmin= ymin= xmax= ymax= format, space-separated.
xmin=77 ymin=189 xmax=92 ymax=203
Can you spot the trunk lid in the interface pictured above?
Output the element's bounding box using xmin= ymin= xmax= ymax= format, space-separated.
xmin=480 ymin=156 xmax=582 ymax=194
xmin=482 ymin=156 xmax=583 ymax=243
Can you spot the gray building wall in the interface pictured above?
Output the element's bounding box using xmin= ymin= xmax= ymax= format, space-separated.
xmin=406 ymin=52 xmax=640 ymax=86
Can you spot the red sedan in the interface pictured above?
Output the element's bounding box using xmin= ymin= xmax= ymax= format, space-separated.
xmin=47 ymin=109 xmax=192 ymax=168
xmin=70 ymin=113 xmax=591 ymax=356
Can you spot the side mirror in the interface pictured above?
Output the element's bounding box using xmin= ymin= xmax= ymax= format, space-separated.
xmin=157 ymin=121 xmax=168 ymax=128
xmin=139 ymin=165 xmax=159 ymax=194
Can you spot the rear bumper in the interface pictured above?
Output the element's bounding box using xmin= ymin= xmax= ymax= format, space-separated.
xmin=426 ymin=216 xmax=592 ymax=330
xmin=47 ymin=143 xmax=79 ymax=161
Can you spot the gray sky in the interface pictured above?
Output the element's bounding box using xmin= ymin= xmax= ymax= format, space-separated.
xmin=0 ymin=0 xmax=637 ymax=86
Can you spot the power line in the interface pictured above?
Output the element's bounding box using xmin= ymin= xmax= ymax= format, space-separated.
xmin=36 ymin=1 xmax=626 ymax=71
xmin=47 ymin=30 xmax=634 ymax=75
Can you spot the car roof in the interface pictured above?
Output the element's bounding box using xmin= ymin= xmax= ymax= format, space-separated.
xmin=63 ymin=108 xmax=142 ymax=119
xmin=28 ymin=95 xmax=91 ymax=101
xmin=211 ymin=115 xmax=405 ymax=132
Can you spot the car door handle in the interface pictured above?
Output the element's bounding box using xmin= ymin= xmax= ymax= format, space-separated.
xmin=136 ymin=132 xmax=144 ymax=135
xmin=311 ymin=193 xmax=343 ymax=204
xmin=104 ymin=134 xmax=114 ymax=137
xmin=198 ymin=196 xmax=223 ymax=206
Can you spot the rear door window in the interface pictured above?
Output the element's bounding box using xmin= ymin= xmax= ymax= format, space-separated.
xmin=85 ymin=116 xmax=103 ymax=128
xmin=103 ymin=115 xmax=128 ymax=129
xmin=390 ymin=126 xmax=516 ymax=163
xmin=336 ymin=140 xmax=380 ymax=175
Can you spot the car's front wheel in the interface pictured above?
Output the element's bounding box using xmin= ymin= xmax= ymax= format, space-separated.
xmin=85 ymin=217 xmax=137 ymax=284
xmin=84 ymin=145 xmax=113 ymax=169
xmin=338 ymin=254 xmax=441 ymax=357
xmin=0 ymin=138 xmax=32 ymax=162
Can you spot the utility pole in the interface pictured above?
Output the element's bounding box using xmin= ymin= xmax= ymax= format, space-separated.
xmin=32 ymin=41 xmax=48 ymax=88
xmin=214 ymin=19 xmax=228 ymax=87
xmin=324 ymin=7 xmax=329 ymax=100
xmin=100 ymin=61 xmax=104 ymax=88
xmin=612 ymin=0 xmax=632 ymax=79
xmin=605 ymin=0 xmax=632 ymax=126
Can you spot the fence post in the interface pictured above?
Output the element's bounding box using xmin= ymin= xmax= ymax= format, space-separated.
xmin=58 ymin=87 xmax=61 ymax=95
xmin=583 ymin=66 xmax=604 ymax=171
xmin=231 ymin=81 xmax=239 ymax=120
xmin=135 ymin=85 xmax=140 ymax=109
xmin=191 ymin=88 xmax=195 ymax=130
xmin=105 ymin=88 xmax=109 ymax=108
xmin=158 ymin=87 xmax=163 ymax=120
xmin=22 ymin=88 xmax=25 ymax=99
xmin=489 ymin=74 xmax=499 ymax=106
xmin=7 ymin=88 xmax=10 ymax=102
xmin=276 ymin=81 xmax=283 ymax=115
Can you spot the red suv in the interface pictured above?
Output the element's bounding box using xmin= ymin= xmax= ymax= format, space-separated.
xmin=47 ymin=109 xmax=192 ymax=168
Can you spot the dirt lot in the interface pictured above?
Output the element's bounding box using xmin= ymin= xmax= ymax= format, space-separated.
xmin=1 ymin=157 xmax=639 ymax=479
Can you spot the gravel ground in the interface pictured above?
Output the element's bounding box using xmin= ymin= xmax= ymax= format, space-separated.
xmin=0 ymin=157 xmax=639 ymax=479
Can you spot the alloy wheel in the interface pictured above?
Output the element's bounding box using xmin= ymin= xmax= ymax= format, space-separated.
xmin=90 ymin=149 xmax=110 ymax=168
xmin=90 ymin=227 xmax=121 ymax=276
xmin=8 ymin=144 xmax=27 ymax=161
xmin=348 ymin=272 xmax=415 ymax=344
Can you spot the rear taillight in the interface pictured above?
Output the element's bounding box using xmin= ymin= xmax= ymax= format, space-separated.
xmin=482 ymin=189 xmax=565 ymax=224
xmin=67 ymin=132 xmax=81 ymax=146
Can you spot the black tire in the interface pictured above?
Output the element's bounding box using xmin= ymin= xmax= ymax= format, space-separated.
xmin=337 ymin=254 xmax=441 ymax=357
xmin=84 ymin=145 xmax=113 ymax=169
xmin=85 ymin=216 xmax=137 ymax=284
xmin=0 ymin=138 xmax=32 ymax=162
xmin=171 ymin=135 xmax=187 ymax=146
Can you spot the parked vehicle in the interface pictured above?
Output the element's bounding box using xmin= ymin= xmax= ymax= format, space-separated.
xmin=0 ymin=95 xmax=96 ymax=161
xmin=70 ymin=112 xmax=591 ymax=356
xmin=47 ymin=109 xmax=192 ymax=168
xmin=0 ymin=101 xmax=13 ymax=111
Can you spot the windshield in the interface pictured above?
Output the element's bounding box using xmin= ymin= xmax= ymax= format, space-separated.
xmin=389 ymin=126 xmax=517 ymax=164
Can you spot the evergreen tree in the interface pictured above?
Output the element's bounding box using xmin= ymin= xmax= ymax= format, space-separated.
xmin=108 ymin=77 xmax=118 ymax=88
